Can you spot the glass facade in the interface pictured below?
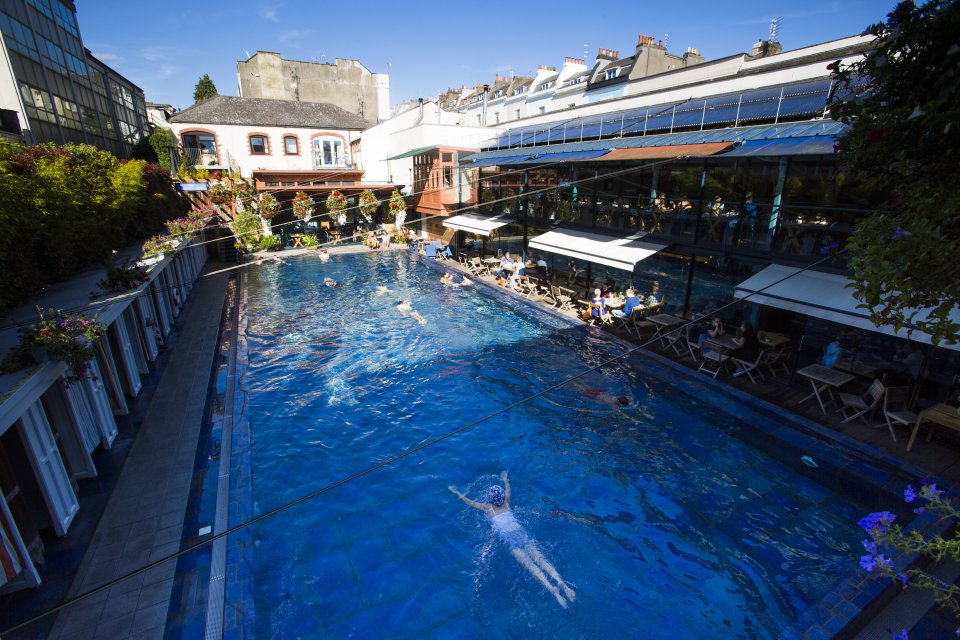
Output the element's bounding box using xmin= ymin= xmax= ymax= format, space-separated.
xmin=0 ymin=0 xmax=149 ymax=157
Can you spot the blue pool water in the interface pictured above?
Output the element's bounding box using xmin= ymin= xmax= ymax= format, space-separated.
xmin=234 ymin=251 xmax=886 ymax=638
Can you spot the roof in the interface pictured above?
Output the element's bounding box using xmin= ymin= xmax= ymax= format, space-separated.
xmin=169 ymin=95 xmax=371 ymax=129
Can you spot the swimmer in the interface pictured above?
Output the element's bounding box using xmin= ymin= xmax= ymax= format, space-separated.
xmin=449 ymin=470 xmax=576 ymax=608
xmin=440 ymin=272 xmax=455 ymax=284
xmin=459 ymin=277 xmax=472 ymax=286
xmin=324 ymin=277 xmax=337 ymax=287
xmin=318 ymin=248 xmax=330 ymax=263
xmin=396 ymin=300 xmax=411 ymax=314
xmin=410 ymin=311 xmax=427 ymax=325
xmin=573 ymin=381 xmax=630 ymax=409
xmin=375 ymin=285 xmax=393 ymax=295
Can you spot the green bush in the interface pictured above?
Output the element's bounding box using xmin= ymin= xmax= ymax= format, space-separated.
xmin=230 ymin=208 xmax=261 ymax=252
xmin=258 ymin=235 xmax=281 ymax=251
xmin=0 ymin=141 xmax=186 ymax=314
xmin=302 ymin=234 xmax=320 ymax=248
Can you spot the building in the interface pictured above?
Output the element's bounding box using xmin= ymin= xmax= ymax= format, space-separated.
xmin=237 ymin=51 xmax=389 ymax=123
xmin=0 ymin=0 xmax=149 ymax=157
xmin=145 ymin=102 xmax=176 ymax=129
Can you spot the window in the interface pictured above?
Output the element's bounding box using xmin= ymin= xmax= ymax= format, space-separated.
xmin=513 ymin=86 xmax=526 ymax=95
xmin=53 ymin=95 xmax=81 ymax=129
xmin=515 ymin=109 xmax=521 ymax=119
xmin=181 ymin=131 xmax=218 ymax=165
xmin=26 ymin=0 xmax=53 ymax=19
xmin=52 ymin=1 xmax=78 ymax=36
xmin=0 ymin=13 xmax=39 ymax=61
xmin=249 ymin=134 xmax=269 ymax=155
xmin=312 ymin=136 xmax=345 ymax=167
xmin=539 ymin=106 xmax=546 ymax=115
xmin=493 ymin=89 xmax=504 ymax=98
xmin=443 ymin=167 xmax=452 ymax=188
xmin=605 ymin=68 xmax=621 ymax=80
xmin=36 ymin=34 xmax=66 ymax=74
xmin=283 ymin=135 xmax=299 ymax=155
xmin=538 ymin=81 xmax=554 ymax=91
xmin=476 ymin=114 xmax=482 ymax=125
xmin=494 ymin=112 xmax=500 ymax=124
xmin=20 ymin=84 xmax=56 ymax=123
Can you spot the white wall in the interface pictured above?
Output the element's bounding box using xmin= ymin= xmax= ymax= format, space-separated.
xmin=168 ymin=121 xmax=363 ymax=178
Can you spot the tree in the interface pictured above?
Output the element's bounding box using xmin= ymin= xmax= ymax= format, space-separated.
xmin=193 ymin=74 xmax=218 ymax=103
xmin=830 ymin=0 xmax=960 ymax=346
xmin=147 ymin=128 xmax=174 ymax=173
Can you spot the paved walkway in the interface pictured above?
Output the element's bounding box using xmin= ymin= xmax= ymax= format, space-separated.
xmin=46 ymin=267 xmax=230 ymax=640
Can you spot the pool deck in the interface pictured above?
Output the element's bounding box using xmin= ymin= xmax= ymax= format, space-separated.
xmin=3 ymin=244 xmax=958 ymax=638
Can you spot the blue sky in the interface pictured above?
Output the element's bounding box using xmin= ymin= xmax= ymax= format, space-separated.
xmin=77 ymin=0 xmax=893 ymax=110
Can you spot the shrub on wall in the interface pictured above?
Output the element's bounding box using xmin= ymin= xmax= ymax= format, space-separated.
xmin=0 ymin=141 xmax=186 ymax=314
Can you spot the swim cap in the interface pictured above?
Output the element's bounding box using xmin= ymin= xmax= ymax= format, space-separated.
xmin=487 ymin=485 xmax=505 ymax=506
xmin=617 ymin=396 xmax=630 ymax=407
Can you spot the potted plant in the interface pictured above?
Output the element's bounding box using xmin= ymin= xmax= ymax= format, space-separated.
xmin=257 ymin=193 xmax=280 ymax=236
xmin=292 ymin=191 xmax=315 ymax=221
xmin=326 ymin=190 xmax=348 ymax=226
xmin=209 ymin=183 xmax=233 ymax=206
xmin=235 ymin=181 xmax=257 ymax=208
xmin=16 ymin=309 xmax=105 ymax=384
xmin=358 ymin=189 xmax=379 ymax=224
xmin=388 ymin=189 xmax=407 ymax=228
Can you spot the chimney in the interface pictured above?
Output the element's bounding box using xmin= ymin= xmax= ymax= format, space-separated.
xmin=596 ymin=48 xmax=619 ymax=62
xmin=537 ymin=65 xmax=557 ymax=71
xmin=751 ymin=40 xmax=783 ymax=57
xmin=564 ymin=57 xmax=585 ymax=66
xmin=636 ymin=34 xmax=655 ymax=49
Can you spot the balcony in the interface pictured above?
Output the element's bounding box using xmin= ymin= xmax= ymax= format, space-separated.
xmin=182 ymin=146 xmax=230 ymax=170
xmin=312 ymin=151 xmax=353 ymax=171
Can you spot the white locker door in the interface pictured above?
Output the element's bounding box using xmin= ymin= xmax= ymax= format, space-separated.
xmin=150 ymin=282 xmax=171 ymax=337
xmin=17 ymin=403 xmax=79 ymax=536
xmin=111 ymin=319 xmax=143 ymax=397
xmin=85 ymin=360 xmax=118 ymax=447
xmin=121 ymin=308 xmax=148 ymax=375
xmin=0 ymin=498 xmax=39 ymax=591
xmin=135 ymin=295 xmax=159 ymax=360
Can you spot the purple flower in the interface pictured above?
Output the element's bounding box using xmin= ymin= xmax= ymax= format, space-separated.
xmin=904 ymin=485 xmax=916 ymax=503
xmin=893 ymin=630 xmax=908 ymax=640
xmin=920 ymin=483 xmax=945 ymax=500
xmin=897 ymin=573 xmax=909 ymax=585
xmin=860 ymin=554 xmax=877 ymax=572
xmin=862 ymin=539 xmax=878 ymax=554
xmin=914 ymin=507 xmax=926 ymax=514
xmin=892 ymin=227 xmax=905 ymax=240
xmin=877 ymin=554 xmax=893 ymax=571
xmin=859 ymin=511 xmax=896 ymax=535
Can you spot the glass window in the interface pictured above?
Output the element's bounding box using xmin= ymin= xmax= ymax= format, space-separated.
xmin=312 ymin=137 xmax=344 ymax=167
xmin=0 ymin=12 xmax=40 ymax=61
xmin=20 ymin=84 xmax=56 ymax=123
xmin=36 ymin=34 xmax=66 ymax=73
xmin=26 ymin=0 xmax=53 ymax=19
xmin=53 ymin=95 xmax=81 ymax=129
xmin=283 ymin=135 xmax=298 ymax=154
xmin=249 ymin=135 xmax=268 ymax=154
xmin=52 ymin=1 xmax=78 ymax=36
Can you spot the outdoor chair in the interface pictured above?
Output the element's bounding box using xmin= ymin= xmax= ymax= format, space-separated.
xmin=880 ymin=386 xmax=917 ymax=442
xmin=837 ymin=379 xmax=886 ymax=424
xmin=698 ymin=349 xmax=730 ymax=379
xmin=469 ymin=257 xmax=491 ymax=277
xmin=763 ymin=345 xmax=793 ymax=378
xmin=732 ymin=351 xmax=765 ymax=384
xmin=661 ymin=325 xmax=691 ymax=361
xmin=551 ymin=285 xmax=575 ymax=312
xmin=424 ymin=243 xmax=438 ymax=258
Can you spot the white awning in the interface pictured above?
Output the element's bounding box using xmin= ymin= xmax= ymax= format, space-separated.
xmin=528 ymin=228 xmax=666 ymax=272
xmin=442 ymin=213 xmax=514 ymax=237
xmin=734 ymin=265 xmax=960 ymax=350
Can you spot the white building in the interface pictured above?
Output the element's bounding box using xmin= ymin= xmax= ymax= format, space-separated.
xmin=168 ymin=95 xmax=370 ymax=178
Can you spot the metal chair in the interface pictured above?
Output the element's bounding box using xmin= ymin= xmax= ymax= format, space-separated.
xmin=732 ymin=351 xmax=765 ymax=384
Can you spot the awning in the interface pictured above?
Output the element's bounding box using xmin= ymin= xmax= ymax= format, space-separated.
xmin=442 ymin=213 xmax=514 ymax=237
xmin=596 ymin=142 xmax=733 ymax=161
xmin=461 ymin=155 xmax=531 ymax=168
xmin=722 ymin=137 xmax=838 ymax=157
xmin=499 ymin=150 xmax=610 ymax=165
xmin=528 ymin=228 xmax=667 ymax=272
xmin=386 ymin=146 xmax=438 ymax=160
xmin=734 ymin=265 xmax=960 ymax=350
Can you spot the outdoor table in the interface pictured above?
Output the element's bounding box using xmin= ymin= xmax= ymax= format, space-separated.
xmin=906 ymin=404 xmax=960 ymax=452
xmin=834 ymin=359 xmax=880 ymax=379
xmin=483 ymin=257 xmax=500 ymax=265
xmin=290 ymin=234 xmax=305 ymax=248
xmin=605 ymin=298 xmax=625 ymax=310
xmin=758 ymin=333 xmax=791 ymax=348
xmin=704 ymin=335 xmax=738 ymax=353
xmin=647 ymin=313 xmax=685 ymax=346
xmin=795 ymin=364 xmax=855 ymax=415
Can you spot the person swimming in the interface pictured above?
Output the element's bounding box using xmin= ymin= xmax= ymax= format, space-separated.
xmin=440 ymin=272 xmax=455 ymax=284
xmin=324 ymin=277 xmax=337 ymax=287
xmin=318 ymin=248 xmax=330 ymax=263
xmin=396 ymin=300 xmax=411 ymax=314
xmin=449 ymin=470 xmax=576 ymax=608
xmin=375 ymin=285 xmax=393 ymax=295
xmin=410 ymin=311 xmax=427 ymax=325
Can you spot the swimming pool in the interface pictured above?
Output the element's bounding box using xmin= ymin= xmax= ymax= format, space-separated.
xmin=228 ymin=250 xmax=911 ymax=638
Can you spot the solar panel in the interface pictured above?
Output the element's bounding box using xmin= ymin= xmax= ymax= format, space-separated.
xmin=701 ymin=104 xmax=741 ymax=126
xmin=776 ymin=93 xmax=828 ymax=118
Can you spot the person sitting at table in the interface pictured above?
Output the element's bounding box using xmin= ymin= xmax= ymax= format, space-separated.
xmin=710 ymin=196 xmax=724 ymax=215
xmin=647 ymin=281 xmax=664 ymax=304
xmin=589 ymin=288 xmax=608 ymax=322
xmin=497 ymin=252 xmax=516 ymax=279
xmin=696 ymin=315 xmax=725 ymax=347
xmin=729 ymin=321 xmax=760 ymax=363
xmin=611 ymin=288 xmax=642 ymax=319
xmin=536 ymin=254 xmax=549 ymax=277
xmin=600 ymin=281 xmax=615 ymax=298
xmin=821 ymin=335 xmax=847 ymax=368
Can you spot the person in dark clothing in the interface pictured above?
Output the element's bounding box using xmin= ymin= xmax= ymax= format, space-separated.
xmin=729 ymin=320 xmax=760 ymax=362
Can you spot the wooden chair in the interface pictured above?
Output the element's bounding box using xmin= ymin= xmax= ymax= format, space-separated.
xmin=837 ymin=379 xmax=886 ymax=424
xmin=550 ymin=285 xmax=574 ymax=312
xmin=880 ymin=386 xmax=917 ymax=442
xmin=661 ymin=324 xmax=692 ymax=360
xmin=763 ymin=345 xmax=793 ymax=378
xmin=732 ymin=351 xmax=765 ymax=384
xmin=698 ymin=349 xmax=730 ymax=379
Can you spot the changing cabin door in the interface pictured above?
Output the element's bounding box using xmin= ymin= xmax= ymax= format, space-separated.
xmin=17 ymin=403 xmax=79 ymax=536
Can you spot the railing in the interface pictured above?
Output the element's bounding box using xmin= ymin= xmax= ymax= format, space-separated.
xmin=311 ymin=153 xmax=353 ymax=170
xmin=182 ymin=147 xmax=220 ymax=167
